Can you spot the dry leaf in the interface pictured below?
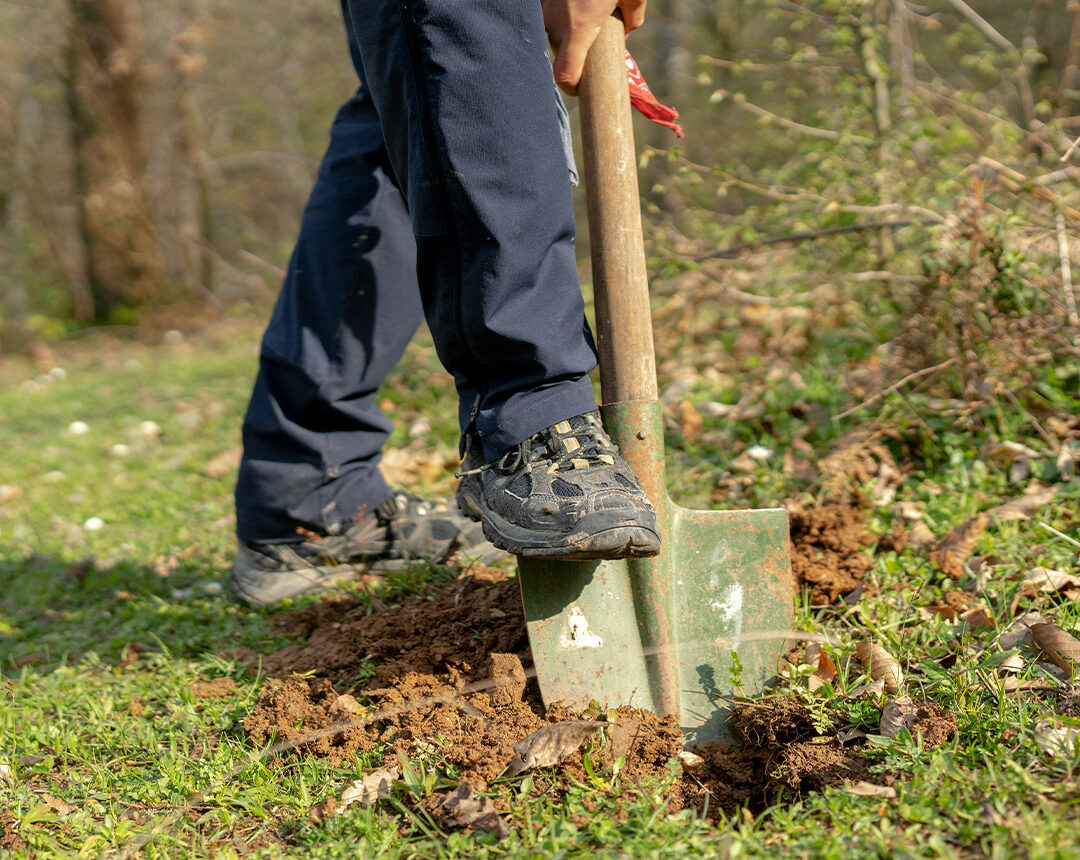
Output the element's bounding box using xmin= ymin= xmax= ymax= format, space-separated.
xmin=908 ymin=521 xmax=937 ymax=551
xmin=677 ymin=400 xmax=704 ymax=444
xmin=879 ymin=696 xmax=918 ymax=738
xmin=843 ymin=780 xmax=897 ymax=799
xmin=1000 ymin=613 xmax=1049 ymax=649
xmin=505 ymin=721 xmax=603 ymax=777
xmin=677 ymin=750 xmax=705 ymax=773
xmin=1031 ymin=623 xmax=1080 ymax=677
xmin=986 ymin=485 xmax=1057 ymax=525
xmin=856 ymin=641 xmax=904 ymax=693
xmin=998 ymin=654 xmax=1025 ymax=675
xmin=929 ymin=514 xmax=989 ymax=578
xmin=0 ymin=485 xmax=22 ymax=504
xmin=847 ymin=678 xmax=886 ymax=699
xmin=1009 ymin=567 xmax=1080 ymax=614
xmin=1034 ymin=719 xmax=1080 ymax=757
xmin=441 ymin=782 xmax=510 ymax=839
xmin=204 ymin=448 xmax=242 ymax=479
xmin=959 ymin=606 xmax=994 ymax=629
xmin=982 ymin=441 xmax=1041 ymax=465
xmin=43 ymin=795 xmax=75 ymax=816
xmin=0 ymin=764 xmax=12 ymax=785
xmin=337 ymin=765 xmax=400 ymax=811
xmin=806 ymin=643 xmax=837 ymax=691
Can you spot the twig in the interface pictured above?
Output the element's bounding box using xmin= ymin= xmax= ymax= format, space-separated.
xmin=942 ymin=0 xmax=1035 ymax=128
xmin=833 ymin=357 xmax=958 ymax=420
xmin=1056 ymin=209 xmax=1079 ymax=328
xmin=1064 ymin=134 xmax=1080 ymax=163
xmin=696 ymin=220 xmax=920 ymax=263
xmin=1039 ymin=523 xmax=1080 ymax=549
xmin=711 ymin=89 xmax=875 ymax=145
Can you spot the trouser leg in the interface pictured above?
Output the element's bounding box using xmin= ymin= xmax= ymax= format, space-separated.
xmin=344 ymin=0 xmax=600 ymax=462
xmin=235 ymin=14 xmax=422 ymax=544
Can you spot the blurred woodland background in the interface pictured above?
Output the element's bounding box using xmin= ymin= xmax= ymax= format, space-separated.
xmin=0 ymin=0 xmax=1078 ymax=396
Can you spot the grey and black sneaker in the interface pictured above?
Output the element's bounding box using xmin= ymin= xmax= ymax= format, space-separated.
xmin=229 ymin=489 xmax=507 ymax=607
xmin=456 ymin=411 xmax=661 ymax=560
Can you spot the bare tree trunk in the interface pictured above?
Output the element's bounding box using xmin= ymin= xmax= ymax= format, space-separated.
xmin=170 ymin=13 xmax=215 ymax=297
xmin=65 ymin=0 xmax=167 ymax=321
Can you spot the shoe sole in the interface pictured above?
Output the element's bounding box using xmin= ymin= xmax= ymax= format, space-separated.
xmin=457 ymin=494 xmax=661 ymax=561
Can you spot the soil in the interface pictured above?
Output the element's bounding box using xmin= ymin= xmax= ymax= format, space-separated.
xmin=788 ymin=500 xmax=875 ymax=604
xmin=240 ymin=563 xmax=887 ymax=832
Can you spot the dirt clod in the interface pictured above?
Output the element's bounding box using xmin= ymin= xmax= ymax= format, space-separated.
xmin=789 ymin=501 xmax=875 ymax=604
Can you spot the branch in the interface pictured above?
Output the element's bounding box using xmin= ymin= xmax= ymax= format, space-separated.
xmin=1056 ymin=208 xmax=1079 ymax=328
xmin=833 ymin=358 xmax=959 ymax=420
xmin=711 ymin=89 xmax=875 ymax=145
xmin=696 ymin=220 xmax=923 ymax=263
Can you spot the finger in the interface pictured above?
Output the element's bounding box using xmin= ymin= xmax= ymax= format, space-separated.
xmin=553 ymin=24 xmax=602 ymax=95
xmin=619 ymin=0 xmax=646 ymax=31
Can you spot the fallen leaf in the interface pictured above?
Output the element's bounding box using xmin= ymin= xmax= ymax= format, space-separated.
xmin=337 ymin=765 xmax=400 ymax=811
xmin=806 ymin=643 xmax=837 ymax=691
xmin=43 ymin=795 xmax=75 ymax=816
xmin=856 ymin=641 xmax=904 ymax=693
xmin=959 ymin=606 xmax=994 ymax=629
xmin=0 ymin=764 xmax=12 ymax=785
xmin=908 ymin=521 xmax=937 ymax=551
xmin=998 ymin=653 xmax=1025 ymax=675
xmin=505 ymin=721 xmax=603 ymax=777
xmin=847 ymin=678 xmax=886 ymax=699
xmin=987 ymin=485 xmax=1057 ymax=525
xmin=1000 ymin=613 xmax=1049 ymax=649
xmin=0 ymin=485 xmax=22 ymax=504
xmin=441 ymin=782 xmax=509 ymax=839
xmin=678 ymin=400 xmax=704 ymax=444
xmin=982 ymin=441 xmax=1041 ymax=465
xmin=929 ymin=514 xmax=989 ymax=578
xmin=891 ymin=501 xmax=925 ymax=520
xmin=205 ymin=448 xmax=242 ymax=479
xmin=1009 ymin=567 xmax=1080 ymax=614
xmin=843 ymin=780 xmax=897 ymax=799
xmin=1032 ymin=623 xmax=1080 ymax=677
xmin=677 ymin=750 xmax=705 ymax=772
xmin=879 ymin=696 xmax=918 ymax=738
xmin=1034 ymin=719 xmax=1080 ymax=757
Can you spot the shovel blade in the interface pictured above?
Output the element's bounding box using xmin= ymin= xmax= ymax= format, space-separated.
xmin=518 ymin=504 xmax=791 ymax=744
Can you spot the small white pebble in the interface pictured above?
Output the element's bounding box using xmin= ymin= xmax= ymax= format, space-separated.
xmin=35 ymin=374 xmax=54 ymax=386
xmin=43 ymin=471 xmax=66 ymax=483
xmin=83 ymin=517 xmax=105 ymax=531
xmin=747 ymin=445 xmax=773 ymax=461
xmin=163 ymin=329 xmax=184 ymax=345
xmin=67 ymin=421 xmax=90 ymax=436
xmin=408 ymin=418 xmax=432 ymax=438
xmin=138 ymin=420 xmax=161 ymax=439
xmin=48 ymin=367 xmax=67 ymax=380
xmin=110 ymin=444 xmax=130 ymax=458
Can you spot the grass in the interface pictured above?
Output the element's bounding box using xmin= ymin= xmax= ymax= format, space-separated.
xmin=2 ymin=309 xmax=1080 ymax=858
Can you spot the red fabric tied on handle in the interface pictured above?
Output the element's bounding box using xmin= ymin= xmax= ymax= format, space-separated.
xmin=626 ymin=50 xmax=683 ymax=138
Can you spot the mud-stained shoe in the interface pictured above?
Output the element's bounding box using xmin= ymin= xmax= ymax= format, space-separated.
xmin=456 ymin=411 xmax=661 ymax=560
xmin=229 ymin=489 xmax=507 ymax=607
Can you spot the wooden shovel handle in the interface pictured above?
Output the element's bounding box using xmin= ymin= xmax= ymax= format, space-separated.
xmin=579 ymin=16 xmax=659 ymax=406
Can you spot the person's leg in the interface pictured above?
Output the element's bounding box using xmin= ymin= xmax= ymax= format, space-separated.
xmin=235 ymin=32 xmax=421 ymax=546
xmin=342 ymin=0 xmax=659 ymax=559
xmin=343 ymin=0 xmax=599 ymax=461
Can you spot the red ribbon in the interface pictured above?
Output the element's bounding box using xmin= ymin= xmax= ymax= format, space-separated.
xmin=626 ymin=50 xmax=683 ymax=138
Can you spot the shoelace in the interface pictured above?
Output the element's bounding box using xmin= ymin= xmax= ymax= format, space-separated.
xmin=456 ymin=418 xmax=617 ymax=478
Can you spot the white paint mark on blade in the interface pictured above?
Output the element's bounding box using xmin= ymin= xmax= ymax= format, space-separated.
xmin=559 ymin=606 xmax=603 ymax=648
xmin=710 ymin=583 xmax=744 ymax=651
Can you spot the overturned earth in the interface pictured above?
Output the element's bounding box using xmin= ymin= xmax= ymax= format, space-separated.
xmin=237 ymin=502 xmax=924 ymax=830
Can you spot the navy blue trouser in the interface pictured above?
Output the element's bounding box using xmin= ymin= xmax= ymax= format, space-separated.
xmin=235 ymin=0 xmax=599 ymax=544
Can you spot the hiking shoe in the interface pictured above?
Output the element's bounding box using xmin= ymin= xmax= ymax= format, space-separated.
xmin=229 ymin=489 xmax=507 ymax=607
xmin=456 ymin=411 xmax=661 ymax=559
